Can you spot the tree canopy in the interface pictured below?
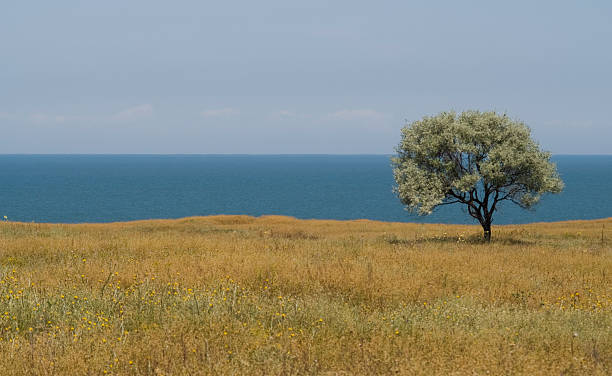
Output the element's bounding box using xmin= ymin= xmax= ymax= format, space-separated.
xmin=392 ymin=110 xmax=564 ymax=241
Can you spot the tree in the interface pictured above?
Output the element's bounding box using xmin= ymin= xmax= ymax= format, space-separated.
xmin=392 ymin=110 xmax=564 ymax=242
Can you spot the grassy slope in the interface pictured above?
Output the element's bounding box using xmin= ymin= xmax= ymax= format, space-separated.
xmin=0 ymin=216 xmax=610 ymax=375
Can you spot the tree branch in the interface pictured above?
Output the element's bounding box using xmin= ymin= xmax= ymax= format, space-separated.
xmin=437 ymin=200 xmax=463 ymax=207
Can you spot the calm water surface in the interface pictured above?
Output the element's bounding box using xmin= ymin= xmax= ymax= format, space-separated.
xmin=0 ymin=154 xmax=610 ymax=224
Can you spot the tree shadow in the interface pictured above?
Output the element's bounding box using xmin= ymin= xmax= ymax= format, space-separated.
xmin=380 ymin=233 xmax=536 ymax=246
xmin=493 ymin=236 xmax=536 ymax=246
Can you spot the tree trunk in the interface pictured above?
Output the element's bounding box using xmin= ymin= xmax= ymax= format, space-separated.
xmin=482 ymin=222 xmax=491 ymax=242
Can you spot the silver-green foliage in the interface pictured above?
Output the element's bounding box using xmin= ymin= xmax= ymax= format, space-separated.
xmin=392 ymin=110 xmax=563 ymax=236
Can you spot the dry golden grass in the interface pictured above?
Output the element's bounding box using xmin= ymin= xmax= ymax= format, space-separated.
xmin=0 ymin=215 xmax=610 ymax=375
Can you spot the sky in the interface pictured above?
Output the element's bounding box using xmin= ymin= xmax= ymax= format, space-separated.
xmin=1 ymin=1 xmax=611 ymax=154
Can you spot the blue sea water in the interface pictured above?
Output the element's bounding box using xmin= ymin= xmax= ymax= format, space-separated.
xmin=0 ymin=154 xmax=610 ymax=224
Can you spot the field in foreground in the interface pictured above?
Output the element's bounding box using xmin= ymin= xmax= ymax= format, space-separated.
xmin=0 ymin=216 xmax=610 ymax=375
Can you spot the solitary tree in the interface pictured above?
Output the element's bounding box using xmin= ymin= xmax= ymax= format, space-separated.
xmin=392 ymin=110 xmax=564 ymax=242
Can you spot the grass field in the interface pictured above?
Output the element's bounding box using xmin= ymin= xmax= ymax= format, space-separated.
xmin=0 ymin=215 xmax=610 ymax=375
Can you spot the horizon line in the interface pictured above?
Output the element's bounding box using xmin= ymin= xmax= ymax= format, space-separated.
xmin=0 ymin=153 xmax=611 ymax=156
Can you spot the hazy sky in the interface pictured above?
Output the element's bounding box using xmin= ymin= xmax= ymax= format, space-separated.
xmin=1 ymin=1 xmax=611 ymax=154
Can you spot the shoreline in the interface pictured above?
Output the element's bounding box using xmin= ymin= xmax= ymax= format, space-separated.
xmin=3 ymin=214 xmax=611 ymax=227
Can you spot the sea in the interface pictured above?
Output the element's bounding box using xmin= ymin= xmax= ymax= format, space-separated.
xmin=0 ymin=154 xmax=610 ymax=225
